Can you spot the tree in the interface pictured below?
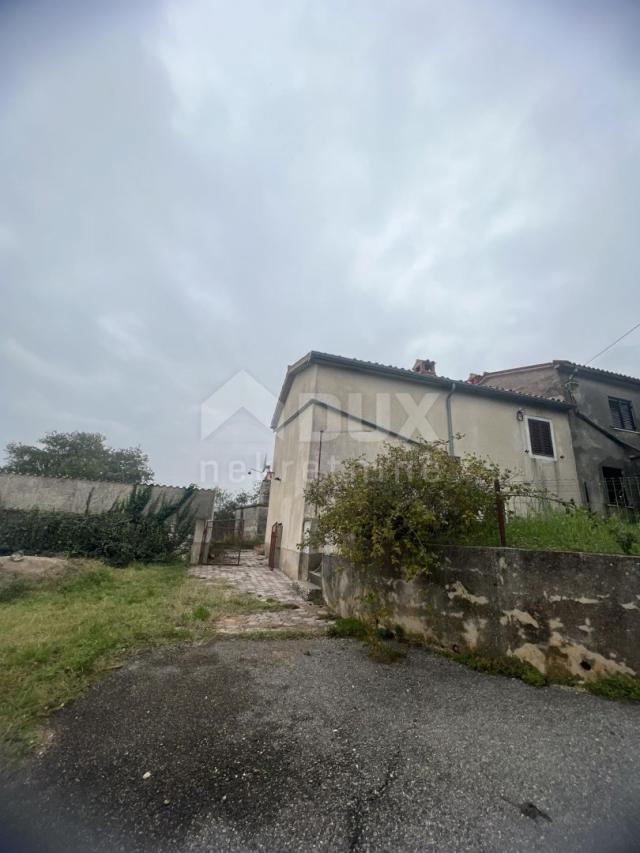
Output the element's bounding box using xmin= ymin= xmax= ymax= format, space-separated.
xmin=304 ymin=440 xmax=536 ymax=579
xmin=212 ymin=483 xmax=262 ymax=521
xmin=3 ymin=431 xmax=153 ymax=484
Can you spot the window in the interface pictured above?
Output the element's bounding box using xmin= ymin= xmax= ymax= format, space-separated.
xmin=527 ymin=417 xmax=555 ymax=457
xmin=608 ymin=397 xmax=636 ymax=431
xmin=602 ymin=466 xmax=629 ymax=507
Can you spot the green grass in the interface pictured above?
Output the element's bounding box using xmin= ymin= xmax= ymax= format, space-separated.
xmin=584 ymin=674 xmax=640 ymax=702
xmin=0 ymin=560 xmax=276 ymax=753
xmin=450 ymin=651 xmax=549 ymax=687
xmin=327 ymin=617 xmax=370 ymax=639
xmin=504 ymin=510 xmax=640 ymax=555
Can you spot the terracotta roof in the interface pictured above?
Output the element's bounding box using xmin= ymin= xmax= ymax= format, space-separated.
xmin=552 ymin=360 xmax=640 ymax=386
xmin=271 ymin=351 xmax=571 ymax=429
xmin=480 ymin=360 xmax=640 ymax=387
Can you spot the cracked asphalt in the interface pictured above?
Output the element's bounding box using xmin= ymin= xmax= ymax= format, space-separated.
xmin=2 ymin=638 xmax=640 ymax=852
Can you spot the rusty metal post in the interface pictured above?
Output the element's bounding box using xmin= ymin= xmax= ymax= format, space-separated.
xmin=494 ymin=479 xmax=506 ymax=547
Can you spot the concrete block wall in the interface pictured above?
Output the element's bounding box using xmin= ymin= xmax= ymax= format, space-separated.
xmin=0 ymin=473 xmax=217 ymax=519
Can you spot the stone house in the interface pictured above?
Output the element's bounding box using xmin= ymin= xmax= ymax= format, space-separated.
xmin=474 ymin=361 xmax=640 ymax=513
xmin=265 ymin=351 xmax=582 ymax=582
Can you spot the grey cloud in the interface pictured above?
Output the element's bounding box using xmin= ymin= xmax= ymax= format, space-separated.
xmin=1 ymin=0 xmax=639 ymax=485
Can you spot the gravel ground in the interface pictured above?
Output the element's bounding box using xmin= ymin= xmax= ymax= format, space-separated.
xmin=2 ymin=638 xmax=640 ymax=853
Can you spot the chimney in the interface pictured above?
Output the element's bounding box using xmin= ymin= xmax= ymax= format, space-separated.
xmin=467 ymin=373 xmax=484 ymax=385
xmin=412 ymin=359 xmax=436 ymax=376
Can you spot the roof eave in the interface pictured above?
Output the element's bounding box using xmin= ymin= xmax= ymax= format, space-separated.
xmin=271 ymin=351 xmax=572 ymax=429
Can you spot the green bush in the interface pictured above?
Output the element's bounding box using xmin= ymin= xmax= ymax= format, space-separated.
xmin=304 ymin=440 xmax=534 ymax=579
xmin=0 ymin=486 xmax=196 ymax=567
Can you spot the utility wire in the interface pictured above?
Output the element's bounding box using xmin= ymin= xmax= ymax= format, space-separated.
xmin=584 ymin=320 xmax=640 ymax=367
xmin=533 ymin=318 xmax=640 ymax=401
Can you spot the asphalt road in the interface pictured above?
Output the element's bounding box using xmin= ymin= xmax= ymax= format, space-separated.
xmin=3 ymin=639 xmax=640 ymax=853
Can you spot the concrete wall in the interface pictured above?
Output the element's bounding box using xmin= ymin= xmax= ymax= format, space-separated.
xmin=0 ymin=473 xmax=217 ymax=519
xmin=267 ymin=361 xmax=581 ymax=580
xmin=322 ymin=548 xmax=640 ymax=680
xmin=234 ymin=504 xmax=269 ymax=541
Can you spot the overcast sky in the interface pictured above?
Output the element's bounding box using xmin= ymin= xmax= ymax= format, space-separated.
xmin=1 ymin=0 xmax=639 ymax=487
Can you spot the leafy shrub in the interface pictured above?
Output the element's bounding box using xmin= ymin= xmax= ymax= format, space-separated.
xmin=304 ymin=440 xmax=531 ymax=579
xmin=0 ymin=486 xmax=196 ymax=567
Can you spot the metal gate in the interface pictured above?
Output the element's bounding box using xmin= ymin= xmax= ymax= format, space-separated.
xmin=268 ymin=522 xmax=282 ymax=570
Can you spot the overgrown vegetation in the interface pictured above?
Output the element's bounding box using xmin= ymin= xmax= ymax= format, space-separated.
xmin=305 ymin=440 xmax=640 ymax=568
xmin=0 ymin=560 xmax=277 ymax=752
xmin=0 ymin=485 xmax=196 ymax=566
xmin=3 ymin=430 xmax=153 ymax=483
xmin=305 ymin=440 xmax=533 ymax=579
xmin=505 ymin=508 xmax=640 ymax=555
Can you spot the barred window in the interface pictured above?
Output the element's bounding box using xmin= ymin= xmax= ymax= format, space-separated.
xmin=609 ymin=397 xmax=636 ymax=431
xmin=528 ymin=418 xmax=555 ymax=457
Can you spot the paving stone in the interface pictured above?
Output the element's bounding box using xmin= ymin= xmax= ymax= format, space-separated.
xmin=189 ymin=554 xmax=333 ymax=635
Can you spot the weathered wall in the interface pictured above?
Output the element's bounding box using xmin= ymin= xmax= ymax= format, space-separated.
xmin=0 ymin=473 xmax=217 ymax=519
xmin=322 ymin=547 xmax=640 ymax=679
xmin=234 ymin=504 xmax=269 ymax=541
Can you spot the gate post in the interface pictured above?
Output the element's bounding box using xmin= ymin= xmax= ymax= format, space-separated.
xmin=190 ymin=519 xmax=206 ymax=565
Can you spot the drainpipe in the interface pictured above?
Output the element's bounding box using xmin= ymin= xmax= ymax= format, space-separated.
xmin=446 ymin=382 xmax=457 ymax=457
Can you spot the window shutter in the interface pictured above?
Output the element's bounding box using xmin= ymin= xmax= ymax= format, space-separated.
xmin=609 ymin=398 xmax=636 ymax=431
xmin=528 ymin=418 xmax=554 ymax=457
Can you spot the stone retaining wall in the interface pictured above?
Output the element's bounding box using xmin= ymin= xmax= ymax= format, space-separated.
xmin=322 ymin=547 xmax=640 ymax=679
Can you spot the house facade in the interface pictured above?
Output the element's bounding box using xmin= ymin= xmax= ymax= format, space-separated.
xmin=265 ymin=352 xmax=581 ymax=581
xmin=475 ymin=361 xmax=640 ymax=513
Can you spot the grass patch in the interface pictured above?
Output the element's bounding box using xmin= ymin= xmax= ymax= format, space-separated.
xmin=327 ymin=617 xmax=370 ymax=639
xmin=584 ymin=674 xmax=640 ymax=702
xmin=327 ymin=617 xmax=406 ymax=663
xmin=504 ymin=509 xmax=640 ymax=555
xmin=0 ymin=560 xmax=276 ymax=753
xmin=450 ymin=651 xmax=548 ymax=687
xmin=0 ymin=577 xmax=31 ymax=603
xmin=193 ymin=605 xmax=210 ymax=621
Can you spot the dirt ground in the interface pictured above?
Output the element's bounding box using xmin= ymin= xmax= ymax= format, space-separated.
xmin=0 ymin=554 xmax=70 ymax=579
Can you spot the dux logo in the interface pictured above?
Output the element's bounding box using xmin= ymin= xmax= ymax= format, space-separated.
xmin=200 ymin=370 xmax=278 ymax=440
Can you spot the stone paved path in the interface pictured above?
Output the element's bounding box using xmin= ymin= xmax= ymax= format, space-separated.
xmin=189 ymin=552 xmax=333 ymax=634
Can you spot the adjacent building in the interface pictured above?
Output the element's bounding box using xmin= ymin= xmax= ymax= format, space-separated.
xmin=474 ymin=361 xmax=640 ymax=513
xmin=234 ymin=477 xmax=271 ymax=542
xmin=265 ymin=352 xmax=581 ymax=581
